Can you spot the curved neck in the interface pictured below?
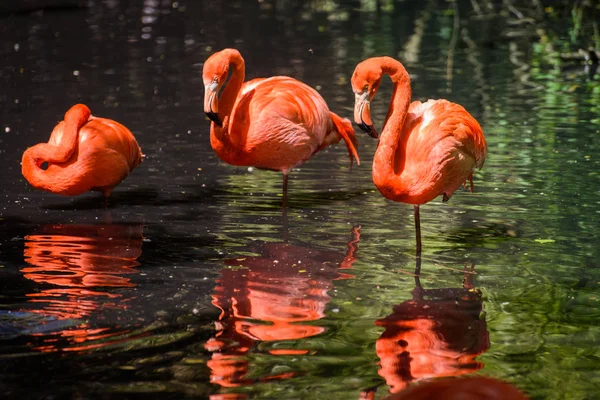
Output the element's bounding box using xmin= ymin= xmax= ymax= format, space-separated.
xmin=21 ymin=104 xmax=92 ymax=194
xmin=373 ymin=58 xmax=412 ymax=187
xmin=212 ymin=51 xmax=245 ymax=143
xmin=22 ymin=145 xmax=72 ymax=194
xmin=48 ymin=104 xmax=90 ymax=163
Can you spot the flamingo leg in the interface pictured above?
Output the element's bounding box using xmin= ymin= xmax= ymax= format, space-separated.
xmin=463 ymin=263 xmax=476 ymax=290
xmin=102 ymin=189 xmax=111 ymax=208
xmin=282 ymin=172 xmax=289 ymax=209
xmin=469 ymin=172 xmax=474 ymax=192
xmin=414 ymin=205 xmax=422 ymax=254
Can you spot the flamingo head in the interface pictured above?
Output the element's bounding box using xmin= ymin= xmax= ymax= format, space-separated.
xmin=351 ymin=61 xmax=383 ymax=139
xmin=202 ymin=51 xmax=232 ymax=127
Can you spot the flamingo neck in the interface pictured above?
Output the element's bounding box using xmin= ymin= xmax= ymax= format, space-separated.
xmin=211 ymin=51 xmax=245 ymax=145
xmin=47 ymin=104 xmax=90 ymax=163
xmin=21 ymin=145 xmax=71 ymax=194
xmin=21 ymin=104 xmax=91 ymax=195
xmin=373 ymin=58 xmax=412 ymax=197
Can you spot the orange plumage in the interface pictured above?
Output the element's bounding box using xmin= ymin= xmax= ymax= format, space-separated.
xmin=203 ymin=48 xmax=360 ymax=206
xmin=21 ymin=104 xmax=143 ymax=197
xmin=351 ymin=57 xmax=487 ymax=252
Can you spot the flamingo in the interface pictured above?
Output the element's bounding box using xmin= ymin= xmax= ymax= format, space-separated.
xmin=21 ymin=104 xmax=143 ymax=198
xmin=351 ymin=57 xmax=487 ymax=253
xmin=202 ymin=48 xmax=360 ymax=207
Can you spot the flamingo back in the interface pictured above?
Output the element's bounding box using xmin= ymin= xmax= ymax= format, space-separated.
xmin=226 ymin=77 xmax=334 ymax=171
xmin=78 ymin=117 xmax=143 ymax=171
xmin=398 ymin=99 xmax=487 ymax=204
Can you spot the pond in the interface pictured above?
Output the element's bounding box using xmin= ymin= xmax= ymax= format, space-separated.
xmin=1 ymin=1 xmax=599 ymax=399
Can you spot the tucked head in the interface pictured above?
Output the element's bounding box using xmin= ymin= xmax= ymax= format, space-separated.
xmin=202 ymin=49 xmax=243 ymax=127
xmin=351 ymin=59 xmax=384 ymax=139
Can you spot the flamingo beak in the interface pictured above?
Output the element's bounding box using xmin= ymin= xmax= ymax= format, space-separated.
xmin=354 ymin=92 xmax=378 ymax=139
xmin=204 ymin=81 xmax=222 ymax=127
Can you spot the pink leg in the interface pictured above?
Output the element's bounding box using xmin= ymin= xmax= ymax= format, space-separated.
xmin=282 ymin=173 xmax=289 ymax=209
xmin=414 ymin=205 xmax=422 ymax=254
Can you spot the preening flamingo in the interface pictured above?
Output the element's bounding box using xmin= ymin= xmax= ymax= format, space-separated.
xmin=22 ymin=104 xmax=143 ymax=198
xmin=203 ymin=48 xmax=360 ymax=207
xmin=351 ymin=57 xmax=487 ymax=253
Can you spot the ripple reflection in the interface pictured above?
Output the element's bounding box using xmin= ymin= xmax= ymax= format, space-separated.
xmin=205 ymin=226 xmax=361 ymax=392
xmin=21 ymin=223 xmax=144 ymax=352
xmin=373 ymin=259 xmax=489 ymax=395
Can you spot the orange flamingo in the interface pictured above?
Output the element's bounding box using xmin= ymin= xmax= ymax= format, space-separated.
xmin=351 ymin=57 xmax=487 ymax=252
xmin=203 ymin=48 xmax=360 ymax=207
xmin=22 ymin=104 xmax=143 ymax=197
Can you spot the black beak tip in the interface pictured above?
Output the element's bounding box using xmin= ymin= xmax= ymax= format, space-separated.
xmin=205 ymin=111 xmax=222 ymax=127
xmin=356 ymin=122 xmax=378 ymax=139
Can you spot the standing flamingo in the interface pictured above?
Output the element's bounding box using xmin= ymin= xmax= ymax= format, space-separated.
xmin=21 ymin=104 xmax=143 ymax=198
xmin=351 ymin=57 xmax=487 ymax=252
xmin=203 ymin=48 xmax=360 ymax=207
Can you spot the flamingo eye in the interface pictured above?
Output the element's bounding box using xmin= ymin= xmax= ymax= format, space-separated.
xmin=212 ymin=76 xmax=218 ymax=83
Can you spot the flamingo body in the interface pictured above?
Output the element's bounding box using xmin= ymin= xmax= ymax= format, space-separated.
xmin=21 ymin=104 xmax=143 ymax=197
xmin=374 ymin=99 xmax=486 ymax=205
xmin=351 ymin=57 xmax=487 ymax=251
xmin=203 ymin=49 xmax=359 ymax=205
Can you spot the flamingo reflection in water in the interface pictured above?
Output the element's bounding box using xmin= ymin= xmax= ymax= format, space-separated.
xmin=21 ymin=223 xmax=144 ymax=352
xmin=205 ymin=226 xmax=360 ymax=396
xmin=381 ymin=376 xmax=529 ymax=400
xmin=361 ymin=258 xmax=489 ymax=399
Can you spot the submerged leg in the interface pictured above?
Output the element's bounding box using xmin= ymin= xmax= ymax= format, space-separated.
xmin=282 ymin=172 xmax=289 ymax=209
xmin=469 ymin=172 xmax=474 ymax=192
xmin=414 ymin=205 xmax=422 ymax=254
xmin=102 ymin=189 xmax=111 ymax=208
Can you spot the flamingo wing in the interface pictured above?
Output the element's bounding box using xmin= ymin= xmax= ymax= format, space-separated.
xmin=78 ymin=117 xmax=143 ymax=171
xmin=402 ymin=100 xmax=487 ymax=201
xmin=228 ymin=77 xmax=332 ymax=170
xmin=232 ymin=77 xmax=329 ymax=142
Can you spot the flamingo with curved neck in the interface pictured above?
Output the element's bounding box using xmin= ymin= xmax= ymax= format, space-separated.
xmin=203 ymin=48 xmax=360 ymax=207
xmin=21 ymin=104 xmax=143 ymax=198
xmin=351 ymin=57 xmax=487 ymax=253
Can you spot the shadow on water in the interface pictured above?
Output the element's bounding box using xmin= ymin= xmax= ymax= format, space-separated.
xmin=35 ymin=179 xmax=370 ymax=213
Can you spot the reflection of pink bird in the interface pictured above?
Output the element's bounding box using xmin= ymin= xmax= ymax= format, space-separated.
xmin=373 ymin=263 xmax=489 ymax=395
xmin=383 ymin=376 xmax=529 ymax=400
xmin=21 ymin=104 xmax=143 ymax=197
xmin=21 ymin=223 xmax=144 ymax=353
xmin=351 ymin=57 xmax=487 ymax=252
xmin=205 ymin=227 xmax=360 ymax=392
xmin=203 ymin=48 xmax=360 ymax=207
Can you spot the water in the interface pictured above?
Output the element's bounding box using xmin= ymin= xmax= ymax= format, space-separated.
xmin=1 ymin=0 xmax=599 ymax=399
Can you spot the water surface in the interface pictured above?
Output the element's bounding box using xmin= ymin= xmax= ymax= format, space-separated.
xmin=1 ymin=1 xmax=599 ymax=399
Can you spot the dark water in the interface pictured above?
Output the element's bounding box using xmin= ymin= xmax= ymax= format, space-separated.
xmin=1 ymin=0 xmax=599 ymax=399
